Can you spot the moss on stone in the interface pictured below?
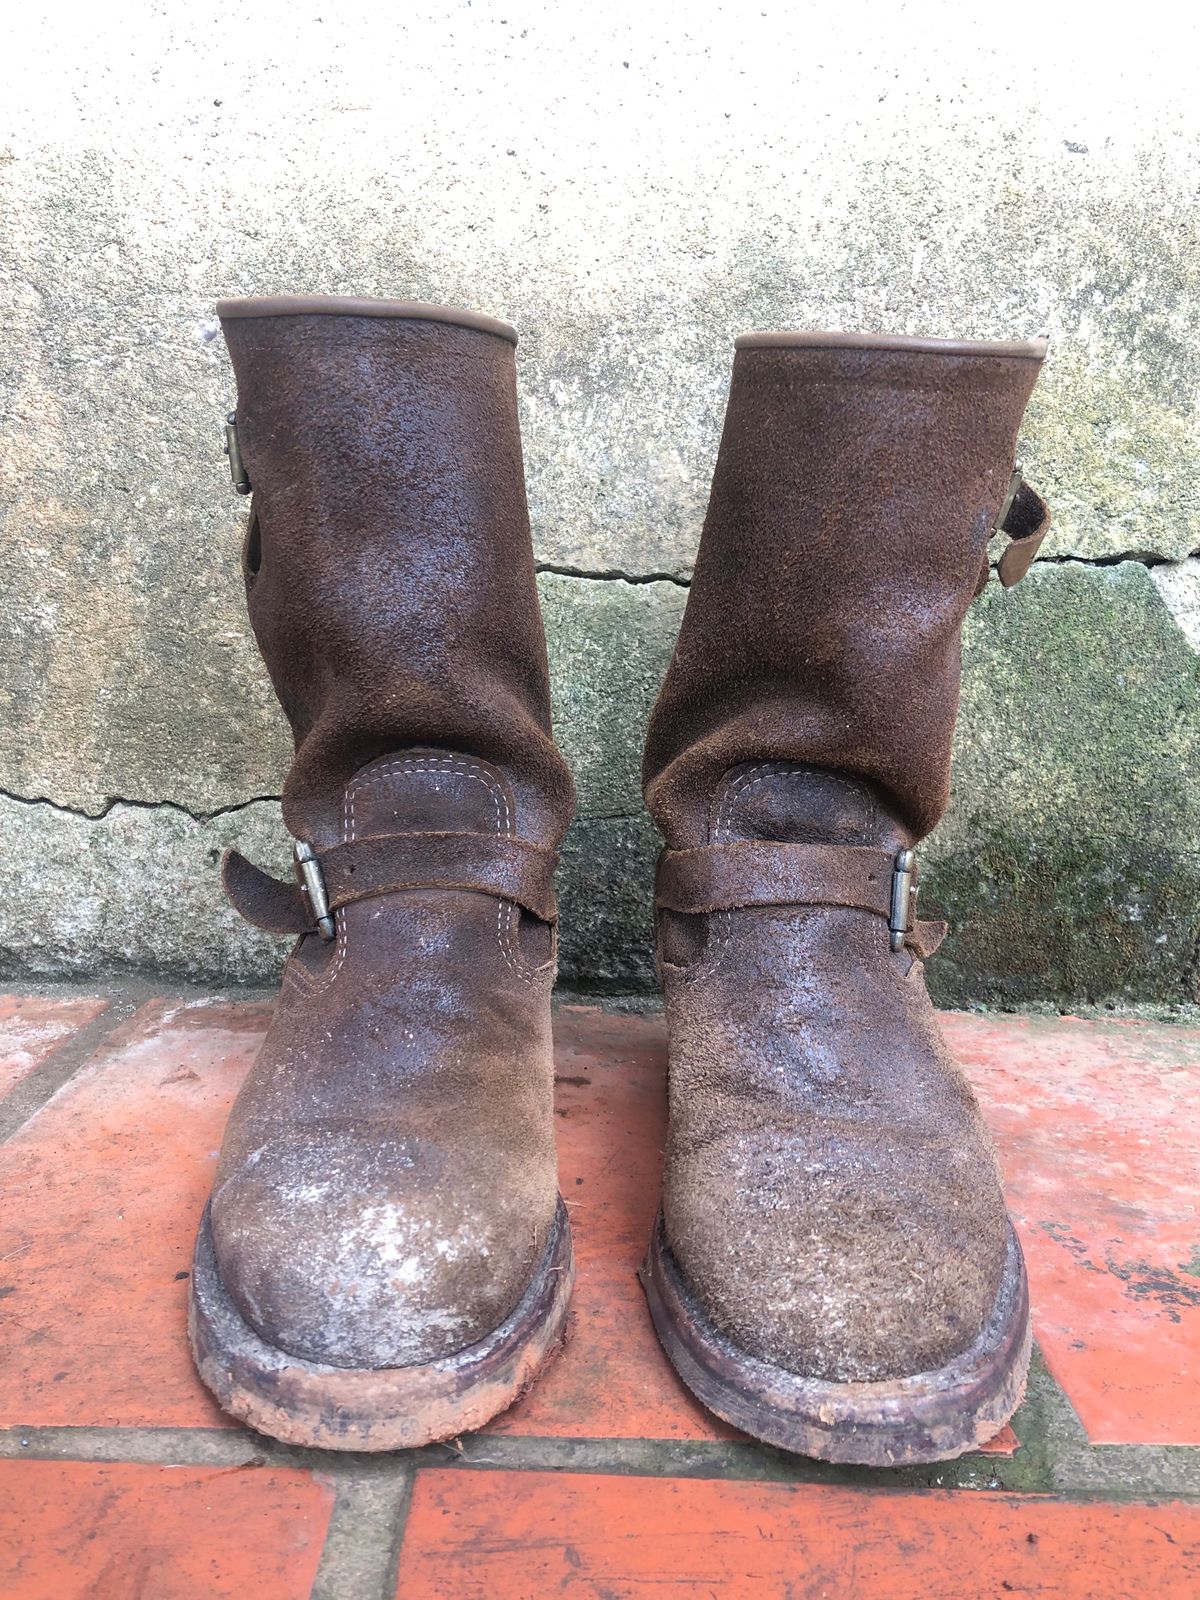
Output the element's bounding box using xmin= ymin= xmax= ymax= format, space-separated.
xmin=6 ymin=562 xmax=1200 ymax=1008
xmin=925 ymin=561 xmax=1200 ymax=1006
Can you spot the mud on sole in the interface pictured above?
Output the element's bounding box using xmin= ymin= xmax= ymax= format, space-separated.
xmin=639 ymin=1212 xmax=1031 ymax=1466
xmin=189 ymin=1198 xmax=574 ymax=1451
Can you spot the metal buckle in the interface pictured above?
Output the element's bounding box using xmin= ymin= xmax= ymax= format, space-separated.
xmin=889 ymin=848 xmax=917 ymax=952
xmin=223 ymin=412 xmax=252 ymax=496
xmin=294 ymin=841 xmax=335 ymax=942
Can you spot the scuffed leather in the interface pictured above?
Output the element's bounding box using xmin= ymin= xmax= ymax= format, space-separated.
xmin=223 ymin=831 xmax=560 ymax=934
xmin=223 ymin=309 xmax=575 ymax=849
xmin=656 ymin=838 xmax=946 ymax=956
xmin=996 ymin=480 xmax=1052 ymax=587
xmin=212 ymin=751 xmax=562 ymax=1369
xmin=645 ymin=341 xmax=1046 ymax=846
xmin=221 ymin=848 xmax=308 ymax=935
xmin=643 ymin=338 xmax=1047 ymax=1384
xmin=205 ymin=306 xmax=574 ymax=1369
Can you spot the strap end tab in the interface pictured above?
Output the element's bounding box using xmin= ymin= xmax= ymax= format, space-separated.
xmin=221 ymin=848 xmax=310 ymax=936
xmin=996 ymin=475 xmax=1052 ymax=589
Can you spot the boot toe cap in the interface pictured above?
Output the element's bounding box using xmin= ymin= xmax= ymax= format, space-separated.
xmin=665 ymin=1133 xmax=1009 ymax=1384
xmin=209 ymin=1136 xmax=554 ymax=1370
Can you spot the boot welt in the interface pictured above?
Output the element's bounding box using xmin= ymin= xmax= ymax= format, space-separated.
xmin=188 ymin=1198 xmax=574 ymax=1451
xmin=639 ymin=1212 xmax=1031 ymax=1466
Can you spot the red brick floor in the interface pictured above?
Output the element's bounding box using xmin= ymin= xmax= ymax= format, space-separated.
xmin=1 ymin=990 xmax=1198 ymax=1597
xmin=0 ymin=995 xmax=108 ymax=1099
xmin=944 ymin=1012 xmax=1200 ymax=1445
xmin=398 ymin=1472 xmax=1200 ymax=1598
xmin=0 ymin=1460 xmax=332 ymax=1600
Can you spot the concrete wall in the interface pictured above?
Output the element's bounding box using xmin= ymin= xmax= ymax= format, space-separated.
xmin=3 ymin=2 xmax=1199 ymax=1004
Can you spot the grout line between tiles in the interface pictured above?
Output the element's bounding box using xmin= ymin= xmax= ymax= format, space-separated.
xmin=0 ymin=988 xmax=148 ymax=1144
xmin=384 ymin=1468 xmax=417 ymax=1600
xmin=2 ymin=1423 xmax=1199 ymax=1503
xmin=311 ymin=1466 xmax=415 ymax=1600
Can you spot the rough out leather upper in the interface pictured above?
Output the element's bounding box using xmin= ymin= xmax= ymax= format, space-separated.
xmin=643 ymin=333 xmax=1048 ymax=1383
xmin=205 ymin=302 xmax=575 ymax=1372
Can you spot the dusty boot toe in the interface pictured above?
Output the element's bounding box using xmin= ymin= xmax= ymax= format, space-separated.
xmin=666 ymin=1124 xmax=1009 ymax=1384
xmin=210 ymin=1131 xmax=554 ymax=1370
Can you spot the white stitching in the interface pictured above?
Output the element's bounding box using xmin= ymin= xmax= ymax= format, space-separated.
xmin=671 ymin=764 xmax=871 ymax=987
xmin=667 ymin=765 xmax=756 ymax=986
xmin=285 ymin=754 xmax=546 ymax=994
xmin=366 ymin=758 xmax=547 ymax=986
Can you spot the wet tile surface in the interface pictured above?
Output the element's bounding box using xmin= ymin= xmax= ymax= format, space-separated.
xmin=490 ymin=1005 xmax=735 ymax=1441
xmin=0 ymin=995 xmax=108 ymax=1099
xmin=0 ymin=1459 xmax=332 ymax=1600
xmin=6 ymin=999 xmax=1192 ymax=1448
xmin=944 ymin=1012 xmax=1200 ymax=1444
xmin=1 ymin=991 xmax=1198 ymax=1594
xmin=0 ymin=998 xmax=268 ymax=1427
xmin=395 ymin=1469 xmax=1200 ymax=1598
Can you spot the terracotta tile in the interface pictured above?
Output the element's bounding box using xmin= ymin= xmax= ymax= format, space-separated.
xmin=396 ymin=1470 xmax=1200 ymax=1598
xmin=491 ymin=1004 xmax=737 ymax=1440
xmin=945 ymin=1012 xmax=1200 ymax=1446
xmin=0 ymin=1460 xmax=332 ymax=1600
xmin=19 ymin=992 xmax=1181 ymax=1455
xmin=978 ymin=1422 xmax=1017 ymax=1456
xmin=0 ymin=996 xmax=1021 ymax=1448
xmin=0 ymin=995 xmax=109 ymax=1098
xmin=0 ymin=998 xmax=268 ymax=1427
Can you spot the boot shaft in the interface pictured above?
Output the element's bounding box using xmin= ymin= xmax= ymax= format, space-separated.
xmin=643 ymin=331 xmax=1047 ymax=847
xmin=219 ymin=296 xmax=574 ymax=848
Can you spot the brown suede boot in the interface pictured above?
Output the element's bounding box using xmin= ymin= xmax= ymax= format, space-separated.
xmin=639 ymin=331 xmax=1051 ymax=1465
xmin=188 ymin=296 xmax=577 ymax=1450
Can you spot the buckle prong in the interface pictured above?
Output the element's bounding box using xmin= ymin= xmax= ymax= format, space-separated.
xmin=224 ymin=411 xmax=252 ymax=496
xmin=294 ymin=841 xmax=335 ymax=941
xmin=994 ymin=464 xmax=1022 ymax=533
xmin=889 ymin=848 xmax=917 ymax=952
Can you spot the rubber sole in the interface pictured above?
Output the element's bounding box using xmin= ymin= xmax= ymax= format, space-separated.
xmin=639 ymin=1212 xmax=1032 ymax=1466
xmin=188 ymin=1198 xmax=574 ymax=1451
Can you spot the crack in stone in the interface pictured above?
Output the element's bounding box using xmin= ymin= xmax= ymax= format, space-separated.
xmin=0 ymin=789 xmax=281 ymax=824
xmin=4 ymin=551 xmax=1197 ymax=828
xmin=0 ymin=789 xmax=649 ymax=828
xmin=1028 ymin=549 xmax=1199 ymax=570
xmin=537 ymin=549 xmax=1200 ymax=589
xmin=569 ymin=812 xmax=646 ymax=825
xmin=536 ymin=562 xmax=691 ymax=587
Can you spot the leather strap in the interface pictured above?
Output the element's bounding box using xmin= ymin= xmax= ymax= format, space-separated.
xmin=222 ymin=832 xmax=559 ymax=936
xmin=996 ymin=477 xmax=1051 ymax=587
xmin=222 ymin=850 xmax=308 ymax=935
xmin=978 ymin=474 xmax=1051 ymax=595
xmin=656 ymin=841 xmax=947 ymax=958
xmin=658 ymin=841 xmax=892 ymax=917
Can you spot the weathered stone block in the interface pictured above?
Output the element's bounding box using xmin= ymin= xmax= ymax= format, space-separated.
xmin=3 ymin=9 xmax=1199 ymax=1000
xmin=557 ymin=816 xmax=660 ymax=994
xmin=540 ymin=572 xmax=685 ymax=820
xmin=4 ymin=10 xmax=1199 ymax=827
xmin=926 ymin=561 xmax=1200 ymax=1007
xmin=0 ymin=795 xmax=290 ymax=985
xmin=6 ymin=561 xmax=1197 ymax=1011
